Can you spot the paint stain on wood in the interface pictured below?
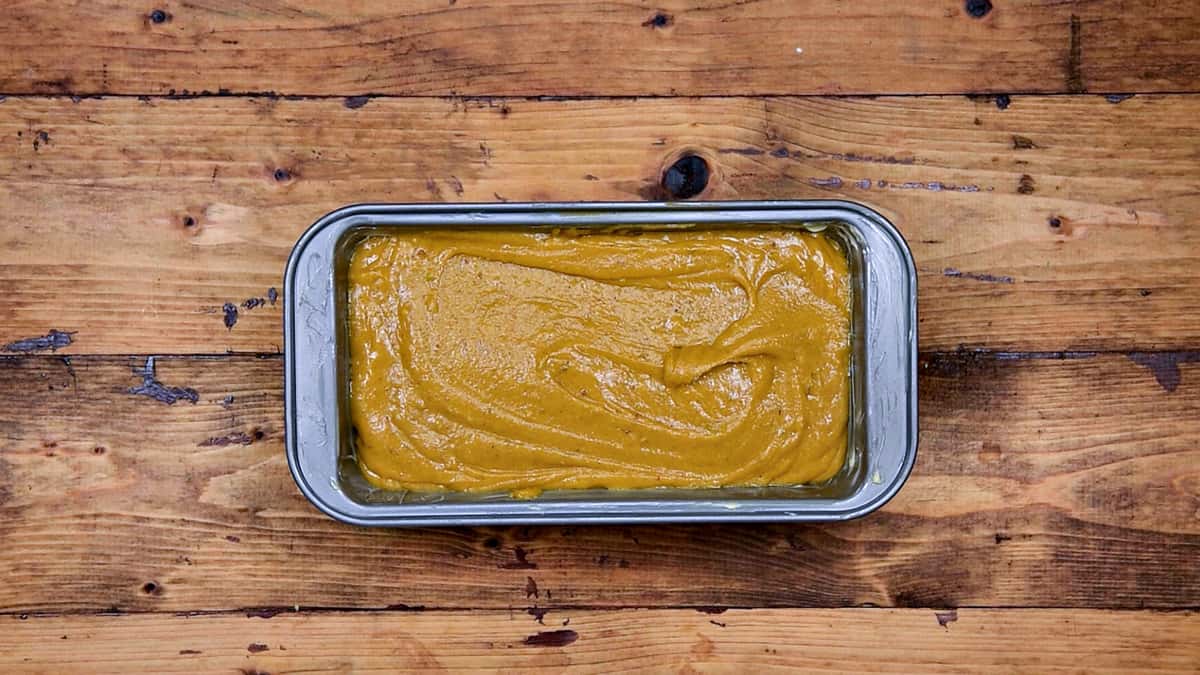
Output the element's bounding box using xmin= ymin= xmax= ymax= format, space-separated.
xmin=126 ymin=356 xmax=199 ymax=405
xmin=936 ymin=609 xmax=959 ymax=628
xmin=810 ymin=176 xmax=843 ymax=189
xmin=523 ymin=629 xmax=578 ymax=647
xmin=3 ymin=329 xmax=75 ymax=353
xmin=223 ymin=303 xmax=238 ymax=329
xmin=525 ymin=576 xmax=540 ymax=599
xmin=344 ymin=96 xmax=370 ymax=109
xmin=1127 ymin=352 xmax=1200 ymax=393
xmin=943 ymin=268 xmax=1015 ymax=284
xmin=247 ymin=642 xmax=270 ymax=653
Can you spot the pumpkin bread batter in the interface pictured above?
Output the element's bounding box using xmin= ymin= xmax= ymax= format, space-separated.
xmin=348 ymin=227 xmax=851 ymax=497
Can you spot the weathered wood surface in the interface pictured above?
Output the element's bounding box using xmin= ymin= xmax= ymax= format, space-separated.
xmin=0 ymin=1 xmax=1198 ymax=96
xmin=2 ymin=608 xmax=1197 ymax=674
xmin=1 ymin=352 xmax=1195 ymax=613
xmin=2 ymin=95 xmax=1198 ymax=354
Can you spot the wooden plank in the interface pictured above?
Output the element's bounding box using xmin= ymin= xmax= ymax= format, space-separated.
xmin=1 ymin=608 xmax=1196 ymax=673
xmin=0 ymin=1 xmax=1198 ymax=96
xmin=1 ymin=352 xmax=1196 ymax=612
xmin=1 ymin=95 xmax=1198 ymax=354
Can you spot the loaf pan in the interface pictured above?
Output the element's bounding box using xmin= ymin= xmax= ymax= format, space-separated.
xmin=284 ymin=201 xmax=917 ymax=526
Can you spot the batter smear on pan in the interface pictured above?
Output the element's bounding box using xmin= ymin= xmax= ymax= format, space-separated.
xmin=348 ymin=228 xmax=851 ymax=497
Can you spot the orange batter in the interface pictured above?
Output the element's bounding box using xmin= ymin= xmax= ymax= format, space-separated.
xmin=348 ymin=227 xmax=851 ymax=497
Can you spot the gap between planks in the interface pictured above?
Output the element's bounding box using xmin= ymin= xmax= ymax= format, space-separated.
xmin=1 ymin=608 xmax=1196 ymax=673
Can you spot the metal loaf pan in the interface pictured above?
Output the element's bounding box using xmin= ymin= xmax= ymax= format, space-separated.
xmin=284 ymin=201 xmax=917 ymax=526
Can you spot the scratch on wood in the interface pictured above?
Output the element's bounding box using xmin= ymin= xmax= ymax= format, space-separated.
xmin=769 ymin=147 xmax=915 ymax=165
xmin=1066 ymin=15 xmax=1085 ymax=93
xmin=1011 ymin=135 xmax=1038 ymax=150
xmin=943 ymin=268 xmax=1015 ymax=284
xmin=127 ymin=356 xmax=199 ymax=405
xmin=522 ymin=630 xmax=578 ymax=647
xmin=61 ymin=356 xmax=78 ymax=393
xmin=199 ymin=431 xmax=255 ymax=447
xmin=718 ymin=147 xmax=765 ymax=156
xmin=3 ymin=329 xmax=75 ymax=353
xmin=1127 ymin=352 xmax=1200 ymax=393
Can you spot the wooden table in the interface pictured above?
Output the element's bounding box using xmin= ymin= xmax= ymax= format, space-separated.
xmin=1 ymin=1 xmax=1197 ymax=671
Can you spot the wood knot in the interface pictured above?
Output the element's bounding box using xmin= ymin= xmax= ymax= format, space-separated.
xmin=273 ymin=168 xmax=292 ymax=182
xmin=643 ymin=12 xmax=673 ymax=28
xmin=148 ymin=9 xmax=171 ymax=24
xmin=964 ymin=0 xmax=992 ymax=18
xmin=662 ymin=155 xmax=709 ymax=200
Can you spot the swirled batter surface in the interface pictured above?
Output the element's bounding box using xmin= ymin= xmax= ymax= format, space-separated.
xmin=349 ymin=228 xmax=851 ymax=497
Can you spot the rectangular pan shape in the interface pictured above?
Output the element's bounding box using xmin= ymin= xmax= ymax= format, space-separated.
xmin=285 ymin=201 xmax=917 ymax=526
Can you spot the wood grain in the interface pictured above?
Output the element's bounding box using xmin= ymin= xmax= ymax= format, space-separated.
xmin=1 ymin=95 xmax=1198 ymax=354
xmin=2 ymin=608 xmax=1197 ymax=673
xmin=1 ymin=352 xmax=1196 ymax=613
xmin=0 ymin=1 xmax=1198 ymax=96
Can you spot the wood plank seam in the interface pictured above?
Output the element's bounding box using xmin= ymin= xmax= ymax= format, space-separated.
xmin=2 ymin=606 xmax=1198 ymax=619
